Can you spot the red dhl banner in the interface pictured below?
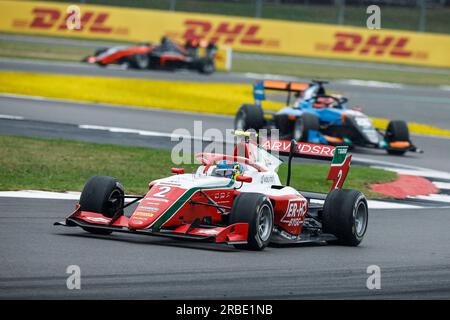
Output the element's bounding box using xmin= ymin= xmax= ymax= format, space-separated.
xmin=1 ymin=0 xmax=449 ymax=68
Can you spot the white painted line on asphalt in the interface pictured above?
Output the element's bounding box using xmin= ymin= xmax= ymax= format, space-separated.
xmin=410 ymin=194 xmax=450 ymax=203
xmin=366 ymin=200 xmax=423 ymax=209
xmin=0 ymin=190 xmax=81 ymax=200
xmin=0 ymin=114 xmax=24 ymax=120
xmin=0 ymin=92 xmax=52 ymax=101
xmin=78 ymin=124 xmax=207 ymax=141
xmin=439 ymin=85 xmax=450 ymax=91
xmin=433 ymin=181 xmax=450 ymax=190
xmin=340 ymin=79 xmax=404 ymax=89
xmin=243 ymin=72 xmax=299 ymax=81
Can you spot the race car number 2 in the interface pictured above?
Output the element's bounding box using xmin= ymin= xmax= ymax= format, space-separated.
xmin=153 ymin=186 xmax=171 ymax=198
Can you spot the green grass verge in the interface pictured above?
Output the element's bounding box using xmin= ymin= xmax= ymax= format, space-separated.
xmin=0 ymin=135 xmax=396 ymax=197
xmin=43 ymin=1 xmax=450 ymax=34
xmin=1 ymin=38 xmax=449 ymax=87
xmin=1 ymin=71 xmax=450 ymax=138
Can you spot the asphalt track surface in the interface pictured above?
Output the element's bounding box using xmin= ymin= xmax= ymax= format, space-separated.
xmin=0 ymin=197 xmax=449 ymax=299
xmin=1 ymin=58 xmax=450 ymax=130
xmin=1 ymin=58 xmax=450 ymax=299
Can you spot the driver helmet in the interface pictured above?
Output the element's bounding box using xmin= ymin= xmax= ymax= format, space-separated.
xmin=212 ymin=160 xmax=245 ymax=179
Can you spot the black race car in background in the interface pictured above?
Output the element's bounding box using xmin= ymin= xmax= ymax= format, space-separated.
xmin=83 ymin=37 xmax=217 ymax=74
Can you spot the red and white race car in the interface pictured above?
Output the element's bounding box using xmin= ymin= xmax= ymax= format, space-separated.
xmin=55 ymin=131 xmax=368 ymax=250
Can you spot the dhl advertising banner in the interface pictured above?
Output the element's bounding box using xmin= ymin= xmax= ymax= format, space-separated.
xmin=1 ymin=0 xmax=449 ymax=68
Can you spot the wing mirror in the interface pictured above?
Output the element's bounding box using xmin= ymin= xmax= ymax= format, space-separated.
xmin=236 ymin=175 xmax=252 ymax=183
xmin=171 ymin=167 xmax=185 ymax=174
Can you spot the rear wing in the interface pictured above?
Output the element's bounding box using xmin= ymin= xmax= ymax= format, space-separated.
xmin=253 ymin=80 xmax=310 ymax=105
xmin=261 ymin=139 xmax=352 ymax=191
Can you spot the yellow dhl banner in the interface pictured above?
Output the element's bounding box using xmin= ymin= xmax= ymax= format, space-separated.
xmin=0 ymin=0 xmax=449 ymax=68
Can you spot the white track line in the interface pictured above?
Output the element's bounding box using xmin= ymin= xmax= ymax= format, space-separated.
xmin=341 ymin=79 xmax=404 ymax=89
xmin=78 ymin=124 xmax=207 ymax=141
xmin=0 ymin=190 xmax=81 ymax=200
xmin=433 ymin=181 xmax=450 ymax=190
xmin=410 ymin=194 xmax=450 ymax=203
xmin=0 ymin=114 xmax=24 ymax=120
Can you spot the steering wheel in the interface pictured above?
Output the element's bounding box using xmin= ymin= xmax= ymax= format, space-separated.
xmin=196 ymin=153 xmax=268 ymax=174
xmin=315 ymin=95 xmax=348 ymax=108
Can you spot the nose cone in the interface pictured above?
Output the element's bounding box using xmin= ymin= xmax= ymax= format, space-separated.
xmin=128 ymin=185 xmax=187 ymax=230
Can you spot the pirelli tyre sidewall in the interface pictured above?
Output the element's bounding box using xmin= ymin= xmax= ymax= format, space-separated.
xmin=230 ymin=193 xmax=274 ymax=251
xmin=79 ymin=176 xmax=124 ymax=218
xmin=79 ymin=176 xmax=125 ymax=235
xmin=322 ymin=189 xmax=368 ymax=246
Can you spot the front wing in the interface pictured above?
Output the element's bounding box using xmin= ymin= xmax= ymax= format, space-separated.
xmin=54 ymin=208 xmax=249 ymax=245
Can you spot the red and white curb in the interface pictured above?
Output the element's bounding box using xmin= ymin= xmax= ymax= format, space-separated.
xmin=369 ymin=165 xmax=450 ymax=206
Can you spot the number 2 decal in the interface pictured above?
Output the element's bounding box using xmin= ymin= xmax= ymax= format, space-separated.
xmin=335 ymin=169 xmax=343 ymax=189
xmin=153 ymin=186 xmax=171 ymax=198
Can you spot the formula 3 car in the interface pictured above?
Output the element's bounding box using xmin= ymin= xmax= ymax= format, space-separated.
xmin=83 ymin=36 xmax=217 ymax=74
xmin=234 ymin=80 xmax=422 ymax=155
xmin=55 ymin=131 xmax=368 ymax=250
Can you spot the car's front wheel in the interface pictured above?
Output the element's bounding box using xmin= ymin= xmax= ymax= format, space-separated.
xmin=198 ymin=59 xmax=215 ymax=74
xmin=385 ymin=120 xmax=409 ymax=155
xmin=229 ymin=193 xmax=274 ymax=250
xmin=234 ymin=104 xmax=265 ymax=132
xmin=79 ymin=176 xmax=125 ymax=235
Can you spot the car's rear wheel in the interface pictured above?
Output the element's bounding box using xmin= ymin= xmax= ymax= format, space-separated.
xmin=198 ymin=59 xmax=215 ymax=74
xmin=234 ymin=104 xmax=265 ymax=131
xmin=322 ymin=189 xmax=368 ymax=246
xmin=79 ymin=176 xmax=125 ymax=235
xmin=385 ymin=120 xmax=409 ymax=155
xmin=229 ymin=193 xmax=274 ymax=251
xmin=293 ymin=112 xmax=320 ymax=141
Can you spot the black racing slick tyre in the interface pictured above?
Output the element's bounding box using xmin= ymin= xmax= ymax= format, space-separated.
xmin=79 ymin=176 xmax=125 ymax=235
xmin=293 ymin=112 xmax=320 ymax=142
xmin=198 ymin=59 xmax=215 ymax=74
xmin=322 ymin=189 xmax=368 ymax=246
xmin=234 ymin=104 xmax=265 ymax=132
xmin=229 ymin=193 xmax=274 ymax=251
xmin=130 ymin=54 xmax=150 ymax=69
xmin=385 ymin=120 xmax=409 ymax=155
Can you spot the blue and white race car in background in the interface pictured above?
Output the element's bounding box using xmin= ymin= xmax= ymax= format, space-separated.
xmin=234 ymin=80 xmax=422 ymax=156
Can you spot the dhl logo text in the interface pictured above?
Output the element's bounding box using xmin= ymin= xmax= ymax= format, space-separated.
xmin=181 ymin=19 xmax=278 ymax=47
xmin=317 ymin=32 xmax=426 ymax=60
xmin=14 ymin=7 xmax=128 ymax=35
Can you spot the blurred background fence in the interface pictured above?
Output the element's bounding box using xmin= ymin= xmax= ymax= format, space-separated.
xmin=45 ymin=0 xmax=449 ymax=34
